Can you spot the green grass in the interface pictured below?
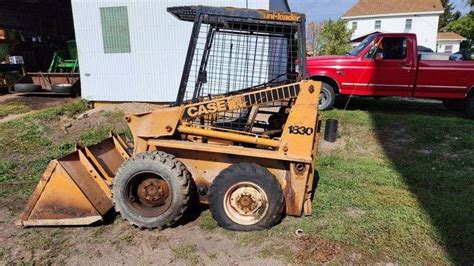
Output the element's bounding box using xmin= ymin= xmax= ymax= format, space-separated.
xmin=199 ymin=210 xmax=218 ymax=230
xmin=172 ymin=244 xmax=199 ymax=264
xmin=218 ymin=98 xmax=473 ymax=264
xmin=0 ymin=100 xmax=31 ymax=118
xmin=265 ymin=98 xmax=473 ymax=264
xmin=0 ymin=100 xmax=110 ymax=198
xmin=1 ymin=97 xmax=472 ymax=264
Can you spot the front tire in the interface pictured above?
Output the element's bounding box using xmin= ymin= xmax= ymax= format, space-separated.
xmin=319 ymin=82 xmax=336 ymax=111
xmin=112 ymin=151 xmax=191 ymax=229
xmin=443 ymin=99 xmax=466 ymax=112
xmin=209 ymin=163 xmax=284 ymax=231
xmin=467 ymin=96 xmax=474 ymax=118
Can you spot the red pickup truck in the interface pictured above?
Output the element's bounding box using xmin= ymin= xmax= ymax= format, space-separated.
xmin=307 ymin=33 xmax=474 ymax=118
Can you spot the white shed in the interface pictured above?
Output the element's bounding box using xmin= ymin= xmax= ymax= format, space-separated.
xmin=436 ymin=32 xmax=466 ymax=53
xmin=71 ymin=0 xmax=290 ymax=103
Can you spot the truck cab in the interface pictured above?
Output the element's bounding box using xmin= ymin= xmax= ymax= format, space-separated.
xmin=307 ymin=33 xmax=474 ymax=118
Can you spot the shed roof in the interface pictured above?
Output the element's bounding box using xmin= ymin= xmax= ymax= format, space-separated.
xmin=437 ymin=32 xmax=466 ymax=41
xmin=342 ymin=0 xmax=444 ymax=18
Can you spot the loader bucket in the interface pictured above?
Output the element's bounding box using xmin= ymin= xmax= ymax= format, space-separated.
xmin=16 ymin=134 xmax=132 ymax=227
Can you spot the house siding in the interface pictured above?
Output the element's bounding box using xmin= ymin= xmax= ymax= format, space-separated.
xmin=346 ymin=13 xmax=440 ymax=51
xmin=71 ymin=0 xmax=288 ymax=102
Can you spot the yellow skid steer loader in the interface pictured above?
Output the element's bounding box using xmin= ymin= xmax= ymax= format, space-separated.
xmin=17 ymin=6 xmax=323 ymax=231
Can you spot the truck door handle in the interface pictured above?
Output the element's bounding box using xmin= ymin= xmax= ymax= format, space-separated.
xmin=401 ymin=64 xmax=412 ymax=72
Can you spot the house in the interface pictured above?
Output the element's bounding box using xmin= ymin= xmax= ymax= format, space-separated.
xmin=342 ymin=0 xmax=444 ymax=51
xmin=437 ymin=32 xmax=466 ymax=53
xmin=71 ymin=0 xmax=290 ymax=103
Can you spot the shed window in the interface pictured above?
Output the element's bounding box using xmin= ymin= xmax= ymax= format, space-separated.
xmin=374 ymin=20 xmax=381 ymax=29
xmin=100 ymin=6 xmax=131 ymax=53
xmin=445 ymin=45 xmax=453 ymax=53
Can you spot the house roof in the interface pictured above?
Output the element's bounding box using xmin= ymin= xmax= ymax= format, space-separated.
xmin=342 ymin=0 xmax=444 ymax=18
xmin=437 ymin=32 xmax=466 ymax=41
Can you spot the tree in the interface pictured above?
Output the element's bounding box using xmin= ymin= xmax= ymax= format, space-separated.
xmin=318 ymin=19 xmax=354 ymax=55
xmin=446 ymin=13 xmax=474 ymax=40
xmin=306 ymin=21 xmax=322 ymax=56
xmin=439 ymin=0 xmax=461 ymax=30
xmin=465 ymin=0 xmax=474 ymax=10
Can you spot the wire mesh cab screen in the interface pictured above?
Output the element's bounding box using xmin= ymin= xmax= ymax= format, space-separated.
xmin=168 ymin=6 xmax=306 ymax=105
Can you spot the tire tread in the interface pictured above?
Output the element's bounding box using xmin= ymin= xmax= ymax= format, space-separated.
xmin=112 ymin=151 xmax=191 ymax=229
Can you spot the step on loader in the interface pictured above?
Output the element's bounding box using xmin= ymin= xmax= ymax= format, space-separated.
xmin=17 ymin=6 xmax=323 ymax=231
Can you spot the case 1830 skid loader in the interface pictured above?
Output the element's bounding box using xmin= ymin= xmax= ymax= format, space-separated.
xmin=17 ymin=6 xmax=323 ymax=231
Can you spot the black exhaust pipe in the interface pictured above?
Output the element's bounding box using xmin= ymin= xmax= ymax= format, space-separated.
xmin=324 ymin=119 xmax=338 ymax=143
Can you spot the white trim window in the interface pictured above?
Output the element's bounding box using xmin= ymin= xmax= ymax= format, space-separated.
xmin=352 ymin=21 xmax=357 ymax=30
xmin=374 ymin=20 xmax=381 ymax=29
xmin=444 ymin=45 xmax=453 ymax=53
xmin=405 ymin=19 xmax=412 ymax=30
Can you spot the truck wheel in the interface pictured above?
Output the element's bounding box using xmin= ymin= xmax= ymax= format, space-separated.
xmin=112 ymin=151 xmax=191 ymax=229
xmin=442 ymin=99 xmax=466 ymax=112
xmin=319 ymin=82 xmax=336 ymax=111
xmin=467 ymin=96 xmax=474 ymax=118
xmin=14 ymin=83 xmax=42 ymax=92
xmin=209 ymin=163 xmax=284 ymax=231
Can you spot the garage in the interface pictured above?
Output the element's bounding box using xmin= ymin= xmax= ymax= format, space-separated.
xmin=0 ymin=0 xmax=77 ymax=93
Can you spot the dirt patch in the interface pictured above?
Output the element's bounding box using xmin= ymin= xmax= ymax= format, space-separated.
xmin=46 ymin=102 xmax=163 ymax=143
xmin=0 ymin=95 xmax=76 ymax=123
xmin=0 ymin=95 xmax=73 ymax=111
xmin=345 ymin=207 xmax=366 ymax=219
xmin=1 ymin=209 xmax=288 ymax=264
xmin=0 ymin=101 xmax=292 ymax=264
xmin=295 ymin=236 xmax=341 ymax=264
xmin=319 ymin=138 xmax=346 ymax=153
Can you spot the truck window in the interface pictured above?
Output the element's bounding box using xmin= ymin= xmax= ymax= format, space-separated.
xmin=349 ymin=34 xmax=376 ymax=56
xmin=365 ymin=37 xmax=407 ymax=60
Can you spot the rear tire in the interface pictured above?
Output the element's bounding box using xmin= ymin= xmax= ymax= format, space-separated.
xmin=442 ymin=99 xmax=466 ymax=112
xmin=319 ymin=82 xmax=336 ymax=111
xmin=14 ymin=83 xmax=42 ymax=92
xmin=112 ymin=151 xmax=191 ymax=229
xmin=466 ymin=96 xmax=474 ymax=118
xmin=209 ymin=163 xmax=284 ymax=231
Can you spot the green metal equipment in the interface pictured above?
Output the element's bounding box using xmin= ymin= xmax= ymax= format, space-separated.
xmin=47 ymin=40 xmax=79 ymax=73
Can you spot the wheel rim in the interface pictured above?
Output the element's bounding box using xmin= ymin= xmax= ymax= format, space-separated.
xmin=223 ymin=182 xmax=269 ymax=225
xmin=320 ymin=88 xmax=329 ymax=109
xmin=125 ymin=172 xmax=172 ymax=217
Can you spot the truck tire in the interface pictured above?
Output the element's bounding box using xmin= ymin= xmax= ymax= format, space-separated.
xmin=209 ymin=163 xmax=284 ymax=231
xmin=14 ymin=83 xmax=42 ymax=92
xmin=51 ymin=84 xmax=72 ymax=94
xmin=319 ymin=82 xmax=336 ymax=111
xmin=442 ymin=99 xmax=465 ymax=112
xmin=112 ymin=151 xmax=192 ymax=229
xmin=467 ymin=96 xmax=474 ymax=118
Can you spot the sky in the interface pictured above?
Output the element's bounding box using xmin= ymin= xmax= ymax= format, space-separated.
xmin=288 ymin=0 xmax=472 ymax=22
